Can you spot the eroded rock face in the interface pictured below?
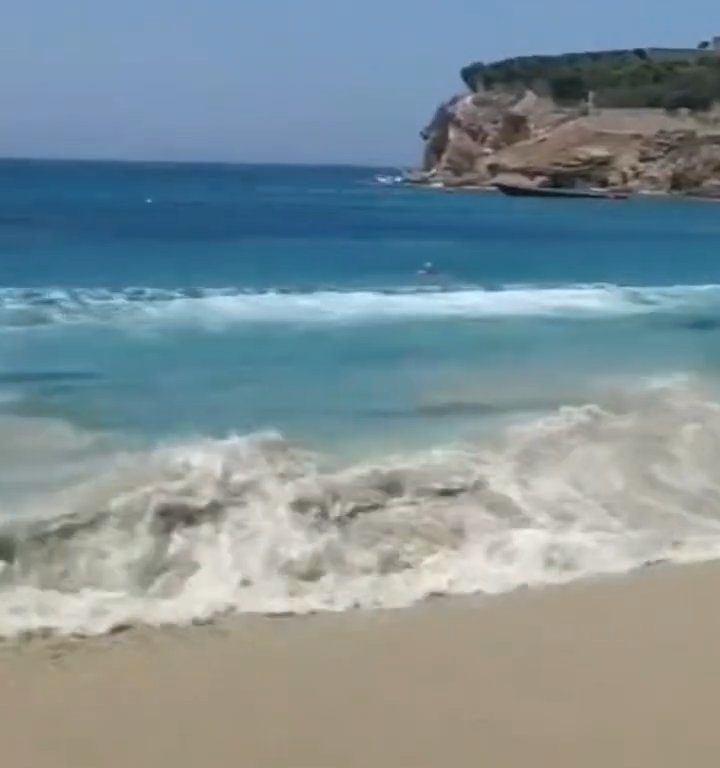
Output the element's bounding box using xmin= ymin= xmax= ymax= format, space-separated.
xmin=418 ymin=93 xmax=720 ymax=194
xmin=485 ymin=121 xmax=640 ymax=186
xmin=420 ymin=96 xmax=462 ymax=171
xmin=634 ymin=132 xmax=720 ymax=192
xmin=419 ymin=91 xmax=539 ymax=179
xmin=496 ymin=112 xmax=532 ymax=147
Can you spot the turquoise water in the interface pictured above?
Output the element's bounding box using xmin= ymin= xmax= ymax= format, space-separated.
xmin=2 ymin=160 xmax=720 ymax=453
xmin=3 ymin=160 xmax=720 ymax=637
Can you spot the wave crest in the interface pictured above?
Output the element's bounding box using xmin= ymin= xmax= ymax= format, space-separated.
xmin=1 ymin=283 xmax=720 ymax=329
xmin=3 ymin=382 xmax=720 ymax=638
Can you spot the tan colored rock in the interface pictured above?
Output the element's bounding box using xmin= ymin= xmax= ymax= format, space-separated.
xmin=495 ymin=113 xmax=532 ymax=147
xmin=438 ymin=124 xmax=485 ymax=176
xmin=419 ymin=90 xmax=720 ymax=193
xmin=419 ymin=89 xmax=554 ymax=180
xmin=570 ymin=145 xmax=614 ymax=163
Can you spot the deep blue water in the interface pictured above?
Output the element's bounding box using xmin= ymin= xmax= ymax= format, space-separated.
xmin=3 ymin=159 xmax=720 ymax=288
xmin=1 ymin=159 xmax=720 ymax=462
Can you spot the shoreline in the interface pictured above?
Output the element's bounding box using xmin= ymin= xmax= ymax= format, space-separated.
xmin=4 ymin=559 xmax=720 ymax=767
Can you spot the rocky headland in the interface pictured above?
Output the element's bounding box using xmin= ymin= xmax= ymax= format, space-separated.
xmin=415 ymin=47 xmax=720 ymax=196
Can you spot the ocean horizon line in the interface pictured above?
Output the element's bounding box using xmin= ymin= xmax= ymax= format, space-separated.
xmin=0 ymin=155 xmax=408 ymax=170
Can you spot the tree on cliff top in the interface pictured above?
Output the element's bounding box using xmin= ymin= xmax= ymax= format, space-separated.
xmin=461 ymin=49 xmax=720 ymax=111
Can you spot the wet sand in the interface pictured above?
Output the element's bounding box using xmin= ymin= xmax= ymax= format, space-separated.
xmin=3 ymin=562 xmax=719 ymax=767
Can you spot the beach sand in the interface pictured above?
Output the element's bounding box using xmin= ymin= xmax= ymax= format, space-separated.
xmin=2 ymin=562 xmax=719 ymax=768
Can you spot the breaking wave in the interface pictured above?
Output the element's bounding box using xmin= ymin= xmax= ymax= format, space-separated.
xmin=1 ymin=283 xmax=720 ymax=329
xmin=3 ymin=382 xmax=720 ymax=638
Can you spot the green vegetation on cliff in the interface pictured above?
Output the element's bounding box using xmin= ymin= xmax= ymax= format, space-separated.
xmin=461 ymin=49 xmax=720 ymax=111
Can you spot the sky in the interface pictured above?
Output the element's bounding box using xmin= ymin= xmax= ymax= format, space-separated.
xmin=1 ymin=0 xmax=719 ymax=165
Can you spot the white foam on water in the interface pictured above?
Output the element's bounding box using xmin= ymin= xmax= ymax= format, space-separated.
xmin=1 ymin=283 xmax=720 ymax=330
xmin=3 ymin=381 xmax=720 ymax=638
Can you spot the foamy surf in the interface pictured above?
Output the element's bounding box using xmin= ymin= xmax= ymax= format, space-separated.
xmin=1 ymin=283 xmax=720 ymax=330
xmin=2 ymin=382 xmax=720 ymax=639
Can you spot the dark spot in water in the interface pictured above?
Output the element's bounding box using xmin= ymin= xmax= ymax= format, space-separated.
xmin=0 ymin=371 xmax=100 ymax=384
xmin=375 ymin=477 xmax=405 ymax=497
xmin=0 ymin=533 xmax=17 ymax=565
xmin=431 ymin=486 xmax=467 ymax=498
xmin=343 ymin=500 xmax=384 ymax=521
xmin=179 ymin=286 xmax=204 ymax=299
xmin=415 ymin=402 xmax=505 ymax=417
xmin=363 ymin=402 xmax=504 ymax=419
xmin=123 ymin=290 xmax=146 ymax=301
xmin=678 ymin=317 xmax=720 ymax=332
xmin=153 ymin=499 xmax=224 ymax=533
xmin=108 ymin=622 xmax=133 ymax=636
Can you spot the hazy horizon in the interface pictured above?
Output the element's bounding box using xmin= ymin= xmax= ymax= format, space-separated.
xmin=3 ymin=0 xmax=719 ymax=165
xmin=0 ymin=155 xmax=401 ymax=168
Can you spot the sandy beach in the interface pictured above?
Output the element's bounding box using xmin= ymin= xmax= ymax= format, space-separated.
xmin=2 ymin=561 xmax=719 ymax=768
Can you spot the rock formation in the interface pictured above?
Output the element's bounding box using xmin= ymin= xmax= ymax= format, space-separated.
xmin=417 ymin=78 xmax=720 ymax=195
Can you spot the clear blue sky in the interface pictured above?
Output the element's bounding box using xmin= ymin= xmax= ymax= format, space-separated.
xmin=2 ymin=0 xmax=719 ymax=165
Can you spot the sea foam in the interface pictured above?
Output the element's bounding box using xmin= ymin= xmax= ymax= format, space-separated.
xmin=2 ymin=381 xmax=720 ymax=638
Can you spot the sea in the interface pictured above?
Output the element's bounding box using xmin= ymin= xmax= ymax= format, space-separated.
xmin=2 ymin=159 xmax=720 ymax=638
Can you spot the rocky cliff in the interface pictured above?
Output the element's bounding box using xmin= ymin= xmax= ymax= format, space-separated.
xmin=417 ymin=76 xmax=720 ymax=195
